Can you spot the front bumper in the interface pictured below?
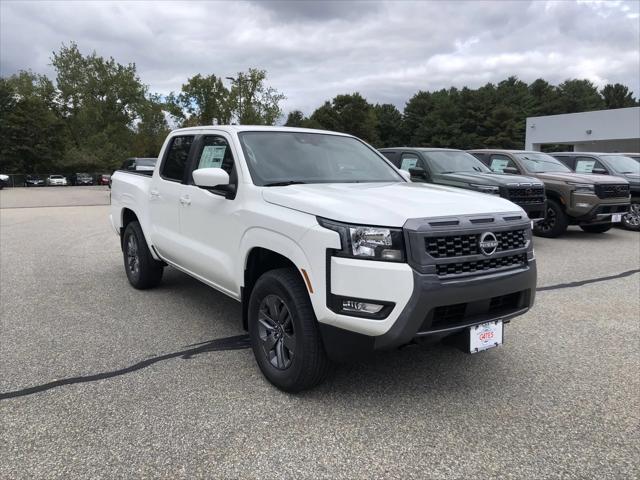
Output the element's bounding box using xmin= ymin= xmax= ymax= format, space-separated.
xmin=517 ymin=201 xmax=546 ymax=221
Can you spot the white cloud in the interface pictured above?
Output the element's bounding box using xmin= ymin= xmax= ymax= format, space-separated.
xmin=1 ymin=0 xmax=638 ymax=116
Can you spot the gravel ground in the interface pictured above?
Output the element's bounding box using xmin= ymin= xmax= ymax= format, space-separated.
xmin=1 ymin=188 xmax=639 ymax=479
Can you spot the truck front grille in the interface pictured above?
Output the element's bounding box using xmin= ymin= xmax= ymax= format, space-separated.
xmin=595 ymin=184 xmax=630 ymax=199
xmin=425 ymin=229 xmax=526 ymax=258
xmin=505 ymin=186 xmax=545 ymax=205
xmin=435 ymin=253 xmax=527 ymax=277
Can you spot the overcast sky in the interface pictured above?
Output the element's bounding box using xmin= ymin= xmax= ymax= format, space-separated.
xmin=1 ymin=0 xmax=639 ymax=115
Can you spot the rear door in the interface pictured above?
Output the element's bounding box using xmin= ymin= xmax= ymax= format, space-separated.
xmin=178 ymin=132 xmax=242 ymax=296
xmin=148 ymin=135 xmax=195 ymax=263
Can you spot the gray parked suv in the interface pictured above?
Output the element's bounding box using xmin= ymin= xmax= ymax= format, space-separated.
xmin=380 ymin=148 xmax=546 ymax=220
xmin=552 ymin=152 xmax=640 ymax=231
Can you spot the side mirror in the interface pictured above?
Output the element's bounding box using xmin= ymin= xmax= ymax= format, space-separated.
xmin=504 ymin=166 xmax=519 ymax=174
xmin=398 ymin=169 xmax=411 ymax=182
xmin=592 ymin=167 xmax=608 ymax=175
xmin=409 ymin=167 xmax=428 ymax=180
xmin=193 ymin=168 xmax=230 ymax=188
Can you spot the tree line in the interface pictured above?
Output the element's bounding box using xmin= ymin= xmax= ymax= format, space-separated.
xmin=1 ymin=42 xmax=637 ymax=174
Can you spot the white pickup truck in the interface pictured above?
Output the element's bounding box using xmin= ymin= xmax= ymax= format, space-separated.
xmin=110 ymin=126 xmax=537 ymax=391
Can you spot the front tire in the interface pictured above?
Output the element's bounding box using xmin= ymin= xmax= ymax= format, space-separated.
xmin=533 ymin=199 xmax=568 ymax=238
xmin=122 ymin=221 xmax=164 ymax=289
xmin=580 ymin=223 xmax=612 ymax=233
xmin=621 ymin=202 xmax=640 ymax=231
xmin=248 ymin=268 xmax=331 ymax=392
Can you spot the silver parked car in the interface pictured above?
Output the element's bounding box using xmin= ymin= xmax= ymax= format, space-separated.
xmin=46 ymin=175 xmax=68 ymax=186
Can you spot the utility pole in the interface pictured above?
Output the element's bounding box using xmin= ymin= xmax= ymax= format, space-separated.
xmin=226 ymin=76 xmax=242 ymax=125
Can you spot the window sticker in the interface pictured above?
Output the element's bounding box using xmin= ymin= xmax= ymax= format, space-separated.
xmin=400 ymin=157 xmax=418 ymax=170
xmin=199 ymin=145 xmax=226 ymax=168
xmin=575 ymin=160 xmax=596 ymax=173
xmin=491 ymin=158 xmax=509 ymax=172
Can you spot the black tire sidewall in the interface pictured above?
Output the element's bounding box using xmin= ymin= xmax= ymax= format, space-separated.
xmin=534 ymin=199 xmax=567 ymax=238
xmin=122 ymin=221 xmax=163 ymax=289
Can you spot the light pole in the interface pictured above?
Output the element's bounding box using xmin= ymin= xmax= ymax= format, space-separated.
xmin=226 ymin=76 xmax=242 ymax=124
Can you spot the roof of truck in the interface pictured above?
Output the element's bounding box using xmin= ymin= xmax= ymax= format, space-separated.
xmin=551 ymin=152 xmax=637 ymax=156
xmin=467 ymin=149 xmax=542 ymax=154
xmin=379 ymin=147 xmax=462 ymax=152
xmin=171 ymin=125 xmax=352 ymax=137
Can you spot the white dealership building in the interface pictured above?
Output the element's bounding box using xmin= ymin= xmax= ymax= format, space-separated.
xmin=524 ymin=106 xmax=640 ymax=152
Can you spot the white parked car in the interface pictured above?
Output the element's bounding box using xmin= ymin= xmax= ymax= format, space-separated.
xmin=46 ymin=175 xmax=68 ymax=186
xmin=110 ymin=126 xmax=537 ymax=391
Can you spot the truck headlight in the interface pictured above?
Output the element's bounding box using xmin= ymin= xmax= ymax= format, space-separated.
xmin=318 ymin=218 xmax=405 ymax=262
xmin=568 ymin=182 xmax=595 ymax=194
xmin=470 ymin=184 xmax=500 ymax=195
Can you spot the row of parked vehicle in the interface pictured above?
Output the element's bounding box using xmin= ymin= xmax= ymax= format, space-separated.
xmin=380 ymin=148 xmax=640 ymax=235
xmin=22 ymin=173 xmax=112 ymax=187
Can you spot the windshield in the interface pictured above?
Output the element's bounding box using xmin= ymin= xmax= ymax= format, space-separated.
xmin=515 ymin=153 xmax=572 ymax=173
xmin=422 ymin=151 xmax=491 ymax=174
xmin=600 ymin=155 xmax=640 ymax=174
xmin=50 ymin=175 xmax=63 ymax=179
xmin=238 ymin=132 xmax=402 ymax=185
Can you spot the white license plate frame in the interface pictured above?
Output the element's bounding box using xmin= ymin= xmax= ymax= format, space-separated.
xmin=469 ymin=320 xmax=503 ymax=353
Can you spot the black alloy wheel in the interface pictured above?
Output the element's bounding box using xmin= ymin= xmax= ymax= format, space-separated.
xmin=258 ymin=294 xmax=296 ymax=370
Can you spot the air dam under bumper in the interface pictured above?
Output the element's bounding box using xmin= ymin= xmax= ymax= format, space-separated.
xmin=319 ymin=263 xmax=536 ymax=362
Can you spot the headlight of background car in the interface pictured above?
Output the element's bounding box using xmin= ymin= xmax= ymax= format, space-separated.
xmin=568 ymin=182 xmax=595 ymax=194
xmin=470 ymin=184 xmax=500 ymax=195
xmin=318 ymin=218 xmax=405 ymax=262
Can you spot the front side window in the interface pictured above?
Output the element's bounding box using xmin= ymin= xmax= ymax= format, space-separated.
xmin=575 ymin=157 xmax=605 ymax=174
xmin=514 ymin=152 xmax=572 ymax=173
xmin=161 ymin=136 xmax=194 ymax=182
xmin=400 ymin=153 xmax=420 ymax=171
xmin=422 ymin=151 xmax=491 ymax=174
xmin=489 ymin=154 xmax=518 ymax=173
xmin=600 ymin=155 xmax=640 ymax=174
xmin=192 ymin=135 xmax=237 ymax=184
xmin=238 ymin=132 xmax=402 ymax=185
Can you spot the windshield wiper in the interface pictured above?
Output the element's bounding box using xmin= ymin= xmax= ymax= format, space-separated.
xmin=263 ymin=181 xmax=307 ymax=187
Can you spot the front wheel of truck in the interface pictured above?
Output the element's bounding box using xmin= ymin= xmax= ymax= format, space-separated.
xmin=248 ymin=268 xmax=331 ymax=392
xmin=533 ymin=199 xmax=568 ymax=238
xmin=621 ymin=202 xmax=640 ymax=231
xmin=580 ymin=223 xmax=612 ymax=233
xmin=122 ymin=221 xmax=164 ymax=289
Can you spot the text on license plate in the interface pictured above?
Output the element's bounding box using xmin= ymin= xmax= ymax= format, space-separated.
xmin=469 ymin=321 xmax=503 ymax=353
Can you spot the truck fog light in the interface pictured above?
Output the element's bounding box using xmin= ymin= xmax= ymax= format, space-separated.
xmin=380 ymin=249 xmax=402 ymax=261
xmin=341 ymin=300 xmax=384 ymax=314
xmin=576 ymin=202 xmax=590 ymax=208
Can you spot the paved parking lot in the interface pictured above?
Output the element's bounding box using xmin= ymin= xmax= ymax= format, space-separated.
xmin=1 ymin=187 xmax=639 ymax=479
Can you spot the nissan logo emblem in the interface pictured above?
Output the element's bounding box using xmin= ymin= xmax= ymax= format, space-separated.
xmin=479 ymin=232 xmax=499 ymax=256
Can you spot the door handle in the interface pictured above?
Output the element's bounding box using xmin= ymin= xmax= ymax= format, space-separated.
xmin=150 ymin=190 xmax=160 ymax=199
xmin=179 ymin=195 xmax=191 ymax=206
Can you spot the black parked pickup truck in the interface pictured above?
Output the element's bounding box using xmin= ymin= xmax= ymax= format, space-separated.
xmin=380 ymin=148 xmax=547 ymax=220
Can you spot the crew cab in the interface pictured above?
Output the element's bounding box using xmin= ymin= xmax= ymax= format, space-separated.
xmin=552 ymin=152 xmax=640 ymax=231
xmin=111 ymin=126 xmax=537 ymax=391
xmin=380 ymin=148 xmax=546 ymax=220
xmin=469 ymin=150 xmax=630 ymax=237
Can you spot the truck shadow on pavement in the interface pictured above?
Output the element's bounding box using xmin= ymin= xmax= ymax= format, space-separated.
xmin=1 ymin=268 xmax=638 ymax=401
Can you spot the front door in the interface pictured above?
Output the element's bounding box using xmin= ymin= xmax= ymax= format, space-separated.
xmin=178 ymin=133 xmax=243 ymax=297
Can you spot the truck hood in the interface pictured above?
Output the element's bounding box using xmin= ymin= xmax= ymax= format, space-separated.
xmin=535 ymin=172 xmax=629 ymax=184
xmin=262 ymin=182 xmax=523 ymax=227
xmin=435 ymin=172 xmax=542 ymax=186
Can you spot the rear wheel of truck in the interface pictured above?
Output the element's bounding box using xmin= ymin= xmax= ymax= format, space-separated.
xmin=122 ymin=221 xmax=164 ymax=289
xmin=248 ymin=268 xmax=331 ymax=392
xmin=621 ymin=202 xmax=640 ymax=231
xmin=533 ymin=199 xmax=568 ymax=238
xmin=580 ymin=223 xmax=612 ymax=233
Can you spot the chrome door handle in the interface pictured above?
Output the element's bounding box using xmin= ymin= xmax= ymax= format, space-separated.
xmin=179 ymin=195 xmax=191 ymax=206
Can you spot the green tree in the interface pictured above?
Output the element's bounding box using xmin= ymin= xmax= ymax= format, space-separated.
xmin=132 ymin=94 xmax=170 ymax=157
xmin=556 ymin=79 xmax=604 ymax=113
xmin=309 ymin=93 xmax=379 ymax=144
xmin=173 ymin=74 xmax=231 ymax=126
xmin=601 ymin=83 xmax=638 ymax=109
xmin=373 ymin=104 xmax=404 ymax=147
xmin=228 ymin=68 xmax=285 ymax=125
xmin=0 ymin=72 xmax=66 ymax=173
xmin=284 ymin=110 xmax=305 ymax=127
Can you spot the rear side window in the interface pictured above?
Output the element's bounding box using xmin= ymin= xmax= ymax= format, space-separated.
xmin=161 ymin=136 xmax=194 ymax=181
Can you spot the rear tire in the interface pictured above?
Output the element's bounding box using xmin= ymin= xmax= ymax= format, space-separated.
xmin=580 ymin=223 xmax=612 ymax=233
xmin=248 ymin=268 xmax=331 ymax=392
xmin=621 ymin=202 xmax=640 ymax=231
xmin=533 ymin=199 xmax=568 ymax=238
xmin=122 ymin=221 xmax=164 ymax=289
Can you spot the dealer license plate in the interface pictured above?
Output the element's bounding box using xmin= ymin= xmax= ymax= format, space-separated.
xmin=612 ymin=214 xmax=622 ymax=223
xmin=469 ymin=321 xmax=503 ymax=353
